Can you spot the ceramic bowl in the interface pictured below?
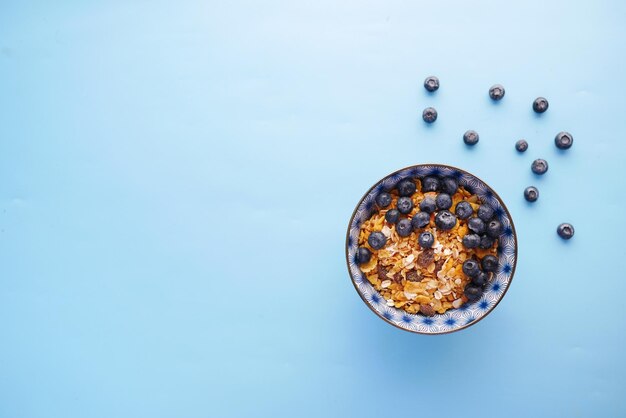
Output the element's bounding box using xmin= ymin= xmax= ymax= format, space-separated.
xmin=345 ymin=164 xmax=517 ymax=334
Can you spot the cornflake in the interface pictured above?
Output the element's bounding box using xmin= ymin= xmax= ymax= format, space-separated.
xmin=357 ymin=181 xmax=498 ymax=316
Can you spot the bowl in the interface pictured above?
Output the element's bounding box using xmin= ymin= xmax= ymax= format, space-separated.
xmin=345 ymin=164 xmax=517 ymax=334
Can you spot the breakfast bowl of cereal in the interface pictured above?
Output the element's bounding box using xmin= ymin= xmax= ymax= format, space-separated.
xmin=346 ymin=164 xmax=517 ymax=334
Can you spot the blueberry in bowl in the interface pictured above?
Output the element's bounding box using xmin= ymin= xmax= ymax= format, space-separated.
xmin=411 ymin=211 xmax=430 ymax=229
xmin=419 ymin=196 xmax=437 ymax=213
xmin=436 ymin=193 xmax=453 ymax=210
xmin=455 ymin=201 xmax=473 ymax=219
xmin=422 ymin=176 xmax=440 ymax=192
xmin=418 ymin=231 xmax=435 ymax=249
xmin=385 ymin=209 xmax=400 ymax=224
xmin=346 ymin=164 xmax=517 ymax=334
xmin=376 ymin=192 xmax=392 ymax=208
xmin=397 ymin=196 xmax=414 ymax=214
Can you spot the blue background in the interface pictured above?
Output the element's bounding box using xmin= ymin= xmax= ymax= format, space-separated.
xmin=1 ymin=1 xmax=625 ymax=417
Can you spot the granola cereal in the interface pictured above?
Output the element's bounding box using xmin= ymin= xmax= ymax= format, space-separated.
xmin=355 ymin=175 xmax=500 ymax=316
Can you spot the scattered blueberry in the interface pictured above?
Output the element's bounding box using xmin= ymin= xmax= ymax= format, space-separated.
xmin=468 ymin=217 xmax=486 ymax=234
xmin=356 ymin=247 xmax=372 ymax=265
xmin=524 ymin=186 xmax=539 ymax=202
xmin=418 ymin=231 xmax=435 ymax=248
xmin=555 ymin=131 xmax=573 ymax=150
xmin=489 ymin=84 xmax=505 ymax=101
xmin=435 ymin=210 xmax=457 ymax=230
xmin=477 ymin=204 xmax=495 ymax=222
xmin=396 ymin=218 xmax=413 ymax=237
xmin=533 ymin=97 xmax=549 ymax=113
xmin=397 ymin=196 xmax=414 ymax=214
xmin=436 ymin=193 xmax=452 ymax=210
xmin=472 ymin=271 xmax=490 ymax=286
xmin=440 ymin=177 xmax=458 ymax=195
xmin=464 ymin=285 xmax=483 ymax=302
xmin=481 ymin=255 xmax=499 ymax=272
xmin=531 ymin=159 xmax=549 ymax=175
xmin=557 ymin=223 xmax=575 ymax=240
xmin=424 ymin=76 xmax=440 ymax=92
xmin=462 ymin=259 xmax=481 ymax=278
xmin=515 ymin=139 xmax=528 ymax=153
xmin=376 ymin=192 xmax=392 ymax=208
xmin=397 ymin=179 xmax=417 ymax=197
xmin=368 ymin=231 xmax=387 ymax=250
xmin=421 ymin=176 xmax=440 ymax=192
xmin=422 ymin=107 xmax=438 ymax=123
xmin=385 ymin=209 xmax=400 ymax=224
xmin=411 ymin=211 xmax=431 ymax=229
xmin=463 ymin=130 xmax=479 ymax=146
xmin=419 ymin=196 xmax=437 ymax=213
xmin=462 ymin=233 xmax=481 ymax=249
xmin=455 ymin=201 xmax=473 ymax=219
xmin=486 ymin=219 xmax=503 ymax=238
xmin=479 ymin=234 xmax=495 ymax=249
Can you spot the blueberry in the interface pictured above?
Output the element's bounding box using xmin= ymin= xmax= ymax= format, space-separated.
xmin=411 ymin=211 xmax=430 ymax=229
xmin=385 ymin=209 xmax=400 ymax=224
xmin=557 ymin=223 xmax=575 ymax=240
xmin=555 ymin=131 xmax=573 ymax=150
xmin=479 ymin=234 xmax=495 ymax=249
xmin=515 ymin=139 xmax=528 ymax=153
xmin=396 ymin=218 xmax=413 ymax=237
xmin=472 ymin=271 xmax=491 ymax=287
xmin=462 ymin=233 xmax=481 ymax=249
xmin=419 ymin=196 xmax=437 ymax=213
xmin=421 ymin=176 xmax=440 ymax=192
xmin=440 ymin=177 xmax=458 ymax=195
xmin=435 ymin=210 xmax=457 ymax=230
xmin=462 ymin=259 xmax=481 ymax=278
xmin=368 ymin=231 xmax=387 ymax=250
xmin=455 ymin=201 xmax=473 ymax=220
xmin=489 ymin=84 xmax=505 ymax=101
xmin=481 ymin=255 xmax=499 ymax=272
xmin=436 ymin=193 xmax=452 ymax=210
xmin=533 ymin=97 xmax=549 ymax=113
xmin=418 ymin=231 xmax=435 ymax=248
xmin=464 ymin=285 xmax=483 ymax=302
xmin=397 ymin=179 xmax=417 ymax=197
xmin=463 ymin=130 xmax=479 ymax=146
xmin=397 ymin=196 xmax=414 ymax=214
xmin=524 ymin=186 xmax=539 ymax=202
xmin=468 ymin=217 xmax=486 ymax=234
xmin=376 ymin=192 xmax=392 ymax=208
xmin=356 ymin=247 xmax=372 ymax=265
xmin=531 ymin=159 xmax=549 ymax=175
xmin=477 ymin=204 xmax=495 ymax=222
xmin=424 ymin=76 xmax=440 ymax=92
xmin=422 ymin=107 xmax=437 ymax=123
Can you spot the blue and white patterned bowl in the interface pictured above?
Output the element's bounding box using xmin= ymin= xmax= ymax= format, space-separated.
xmin=345 ymin=164 xmax=517 ymax=334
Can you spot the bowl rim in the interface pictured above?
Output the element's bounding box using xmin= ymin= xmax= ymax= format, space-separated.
xmin=345 ymin=163 xmax=518 ymax=335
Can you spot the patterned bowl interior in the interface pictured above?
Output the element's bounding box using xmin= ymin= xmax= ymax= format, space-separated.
xmin=346 ymin=165 xmax=517 ymax=334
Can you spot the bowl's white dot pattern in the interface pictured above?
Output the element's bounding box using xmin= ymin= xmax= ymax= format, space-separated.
xmin=346 ymin=165 xmax=517 ymax=334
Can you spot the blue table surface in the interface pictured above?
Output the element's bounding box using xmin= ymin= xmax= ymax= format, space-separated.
xmin=2 ymin=1 xmax=626 ymax=417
